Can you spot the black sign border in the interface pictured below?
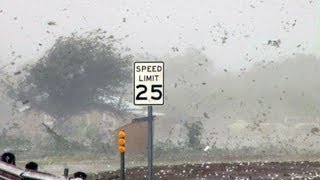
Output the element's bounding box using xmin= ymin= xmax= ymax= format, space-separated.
xmin=133 ymin=61 xmax=165 ymax=106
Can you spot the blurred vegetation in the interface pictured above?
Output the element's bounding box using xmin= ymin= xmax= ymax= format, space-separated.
xmin=8 ymin=30 xmax=132 ymax=122
xmin=184 ymin=120 xmax=204 ymax=149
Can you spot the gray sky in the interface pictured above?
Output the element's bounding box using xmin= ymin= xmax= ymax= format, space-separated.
xmin=0 ymin=0 xmax=319 ymax=72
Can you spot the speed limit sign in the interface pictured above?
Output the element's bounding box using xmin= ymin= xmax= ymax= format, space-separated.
xmin=134 ymin=61 xmax=164 ymax=105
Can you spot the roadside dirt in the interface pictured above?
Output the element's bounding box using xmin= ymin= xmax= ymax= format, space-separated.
xmin=89 ymin=161 xmax=320 ymax=179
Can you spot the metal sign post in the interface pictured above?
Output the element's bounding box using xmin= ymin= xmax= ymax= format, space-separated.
xmin=134 ymin=61 xmax=164 ymax=180
xmin=147 ymin=106 xmax=153 ymax=180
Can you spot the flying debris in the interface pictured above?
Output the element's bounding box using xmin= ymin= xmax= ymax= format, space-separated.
xmin=171 ymin=47 xmax=179 ymax=52
xmin=311 ymin=127 xmax=320 ymax=135
xmin=204 ymin=112 xmax=210 ymax=119
xmin=221 ymin=37 xmax=228 ymax=44
xmin=267 ymin=39 xmax=281 ymax=47
xmin=18 ymin=105 xmax=30 ymax=112
xmin=14 ymin=71 xmax=21 ymax=75
xmin=204 ymin=146 xmax=210 ymax=152
xmin=22 ymin=100 xmax=29 ymax=105
xmin=47 ymin=21 xmax=56 ymax=26
xmin=292 ymin=20 xmax=297 ymax=26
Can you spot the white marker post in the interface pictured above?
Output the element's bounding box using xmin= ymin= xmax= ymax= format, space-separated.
xmin=134 ymin=61 xmax=164 ymax=180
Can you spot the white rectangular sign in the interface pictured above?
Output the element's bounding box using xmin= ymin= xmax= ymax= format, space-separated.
xmin=134 ymin=61 xmax=164 ymax=105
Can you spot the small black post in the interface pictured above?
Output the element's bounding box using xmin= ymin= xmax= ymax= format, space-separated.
xmin=63 ymin=167 xmax=69 ymax=178
xmin=120 ymin=153 xmax=125 ymax=180
xmin=118 ymin=129 xmax=126 ymax=180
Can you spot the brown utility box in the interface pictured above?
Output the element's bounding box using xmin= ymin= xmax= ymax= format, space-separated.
xmin=115 ymin=116 xmax=155 ymax=155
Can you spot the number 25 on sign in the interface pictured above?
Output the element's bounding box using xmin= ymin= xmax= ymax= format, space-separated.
xmin=134 ymin=61 xmax=164 ymax=105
